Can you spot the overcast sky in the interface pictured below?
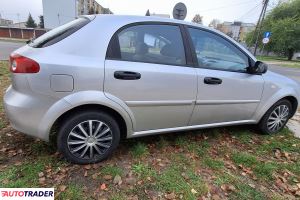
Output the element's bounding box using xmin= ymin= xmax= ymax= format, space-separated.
xmin=0 ymin=0 xmax=279 ymax=25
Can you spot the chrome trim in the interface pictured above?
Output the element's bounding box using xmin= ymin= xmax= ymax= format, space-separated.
xmin=196 ymin=100 xmax=260 ymax=105
xmin=126 ymin=100 xmax=195 ymax=107
xmin=129 ymin=120 xmax=256 ymax=138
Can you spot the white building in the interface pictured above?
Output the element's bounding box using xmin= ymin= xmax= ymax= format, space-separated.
xmin=218 ymin=21 xmax=255 ymax=42
xmin=150 ymin=13 xmax=170 ymax=18
xmin=0 ymin=14 xmax=13 ymax=27
xmin=42 ymin=0 xmax=112 ymax=29
xmin=9 ymin=22 xmax=27 ymax=28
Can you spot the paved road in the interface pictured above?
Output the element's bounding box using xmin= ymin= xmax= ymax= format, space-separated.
xmin=1 ymin=40 xmax=300 ymax=82
xmin=268 ymin=64 xmax=300 ymax=83
xmin=0 ymin=40 xmax=25 ymax=60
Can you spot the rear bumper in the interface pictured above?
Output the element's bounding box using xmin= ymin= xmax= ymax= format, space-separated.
xmin=3 ymin=85 xmax=55 ymax=141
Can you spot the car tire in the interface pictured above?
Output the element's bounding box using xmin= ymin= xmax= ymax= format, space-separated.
xmin=259 ymin=99 xmax=292 ymax=134
xmin=57 ymin=110 xmax=120 ymax=164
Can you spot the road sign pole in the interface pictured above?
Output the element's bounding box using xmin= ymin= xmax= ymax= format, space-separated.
xmin=261 ymin=43 xmax=265 ymax=55
xmin=254 ymin=0 xmax=269 ymax=56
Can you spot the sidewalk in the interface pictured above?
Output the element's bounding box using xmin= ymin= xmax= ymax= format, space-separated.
xmin=0 ymin=37 xmax=27 ymax=43
xmin=287 ymin=111 xmax=300 ymax=138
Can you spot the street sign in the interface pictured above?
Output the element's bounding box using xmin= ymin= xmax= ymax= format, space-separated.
xmin=173 ymin=2 xmax=187 ymax=20
xmin=264 ymin=32 xmax=271 ymax=38
xmin=262 ymin=37 xmax=270 ymax=44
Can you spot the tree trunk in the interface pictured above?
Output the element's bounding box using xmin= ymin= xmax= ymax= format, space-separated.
xmin=287 ymin=49 xmax=294 ymax=61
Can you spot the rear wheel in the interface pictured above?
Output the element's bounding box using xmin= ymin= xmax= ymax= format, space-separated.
xmin=57 ymin=111 xmax=120 ymax=164
xmin=259 ymin=99 xmax=292 ymax=134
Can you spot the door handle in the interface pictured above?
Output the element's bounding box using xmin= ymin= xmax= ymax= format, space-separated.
xmin=114 ymin=71 xmax=141 ymax=80
xmin=204 ymin=77 xmax=222 ymax=85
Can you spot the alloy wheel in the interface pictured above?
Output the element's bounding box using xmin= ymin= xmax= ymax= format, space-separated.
xmin=67 ymin=120 xmax=113 ymax=160
xmin=267 ymin=105 xmax=289 ymax=133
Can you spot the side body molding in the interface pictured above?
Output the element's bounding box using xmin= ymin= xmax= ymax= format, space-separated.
xmin=38 ymin=91 xmax=134 ymax=141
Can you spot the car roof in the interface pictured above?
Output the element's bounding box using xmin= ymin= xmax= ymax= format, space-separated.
xmin=94 ymin=14 xmax=213 ymax=31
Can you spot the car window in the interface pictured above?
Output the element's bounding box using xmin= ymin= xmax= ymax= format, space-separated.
xmin=29 ymin=17 xmax=91 ymax=48
xmin=188 ymin=28 xmax=249 ymax=72
xmin=117 ymin=24 xmax=186 ymax=66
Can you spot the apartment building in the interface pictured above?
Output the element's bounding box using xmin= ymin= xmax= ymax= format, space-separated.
xmin=43 ymin=0 xmax=112 ymax=29
xmin=217 ymin=21 xmax=255 ymax=42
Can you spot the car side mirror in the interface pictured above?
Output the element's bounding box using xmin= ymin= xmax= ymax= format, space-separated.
xmin=247 ymin=61 xmax=268 ymax=74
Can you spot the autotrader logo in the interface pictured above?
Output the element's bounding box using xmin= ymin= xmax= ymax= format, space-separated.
xmin=0 ymin=188 xmax=54 ymax=200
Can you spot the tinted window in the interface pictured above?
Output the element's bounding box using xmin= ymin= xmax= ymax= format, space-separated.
xmin=188 ymin=28 xmax=249 ymax=72
xmin=116 ymin=25 xmax=186 ymax=65
xmin=29 ymin=17 xmax=90 ymax=48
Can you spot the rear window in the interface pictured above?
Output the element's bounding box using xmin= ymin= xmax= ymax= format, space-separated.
xmin=29 ymin=17 xmax=91 ymax=48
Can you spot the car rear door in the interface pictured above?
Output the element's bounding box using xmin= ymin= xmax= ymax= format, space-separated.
xmin=104 ymin=23 xmax=197 ymax=132
xmin=186 ymin=27 xmax=264 ymax=125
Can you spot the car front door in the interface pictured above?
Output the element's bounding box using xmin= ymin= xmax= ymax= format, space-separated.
xmin=104 ymin=23 xmax=197 ymax=132
xmin=187 ymin=27 xmax=264 ymax=125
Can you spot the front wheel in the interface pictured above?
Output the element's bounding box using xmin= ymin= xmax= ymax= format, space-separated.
xmin=259 ymin=99 xmax=292 ymax=134
xmin=57 ymin=111 xmax=120 ymax=164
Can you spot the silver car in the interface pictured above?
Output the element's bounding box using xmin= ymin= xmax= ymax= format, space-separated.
xmin=4 ymin=15 xmax=300 ymax=164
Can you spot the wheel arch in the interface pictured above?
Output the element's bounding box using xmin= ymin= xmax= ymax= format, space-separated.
xmin=256 ymin=95 xmax=298 ymax=123
xmin=283 ymin=95 xmax=298 ymax=117
xmin=50 ymin=104 xmax=128 ymax=144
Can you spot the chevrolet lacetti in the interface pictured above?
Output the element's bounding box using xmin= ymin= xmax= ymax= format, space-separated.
xmin=3 ymin=15 xmax=300 ymax=164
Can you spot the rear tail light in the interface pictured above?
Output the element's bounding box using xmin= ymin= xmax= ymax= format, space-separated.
xmin=9 ymin=53 xmax=40 ymax=73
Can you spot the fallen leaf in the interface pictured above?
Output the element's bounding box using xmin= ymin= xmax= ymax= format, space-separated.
xmin=228 ymin=185 xmax=236 ymax=191
xmin=59 ymin=185 xmax=67 ymax=192
xmin=38 ymin=172 xmax=44 ymax=178
xmin=191 ymin=188 xmax=197 ymax=194
xmin=125 ymin=177 xmax=136 ymax=185
xmin=165 ymin=192 xmax=176 ymax=199
xmin=14 ymin=161 xmax=22 ymax=166
xmin=212 ymin=194 xmax=221 ymax=200
xmin=39 ymin=177 xmax=46 ymax=184
xmin=274 ymin=149 xmax=281 ymax=159
xmin=100 ymin=183 xmax=106 ymax=190
xmin=92 ymin=173 xmax=98 ymax=180
xmin=283 ymin=152 xmax=291 ymax=160
xmin=84 ymin=165 xmax=91 ymax=170
xmin=103 ymin=175 xmax=112 ymax=180
xmin=113 ymin=175 xmax=122 ymax=185
xmin=84 ymin=171 xmax=88 ymax=177
xmin=279 ymin=176 xmax=287 ymax=183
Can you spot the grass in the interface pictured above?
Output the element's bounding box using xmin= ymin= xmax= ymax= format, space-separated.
xmin=0 ymin=157 xmax=52 ymax=187
xmin=257 ymin=55 xmax=300 ymax=68
xmin=214 ymin=172 xmax=239 ymax=186
xmin=196 ymin=141 xmax=210 ymax=156
xmin=232 ymin=129 xmax=253 ymax=144
xmin=253 ymin=162 xmax=278 ymax=181
xmin=232 ymin=183 xmax=266 ymax=200
xmin=100 ymin=165 xmax=123 ymax=177
xmin=1 ymin=59 xmax=300 ymax=198
xmin=110 ymin=193 xmax=126 ymax=200
xmin=0 ymin=61 xmax=10 ymax=113
xmin=58 ymin=184 xmax=84 ymax=200
xmin=256 ymin=128 xmax=300 ymax=155
xmin=156 ymin=164 xmax=208 ymax=199
xmin=202 ymin=157 xmax=224 ymax=170
xmin=132 ymin=163 xmax=156 ymax=178
xmin=232 ymin=152 xmax=258 ymax=167
xmin=130 ymin=142 xmax=149 ymax=158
